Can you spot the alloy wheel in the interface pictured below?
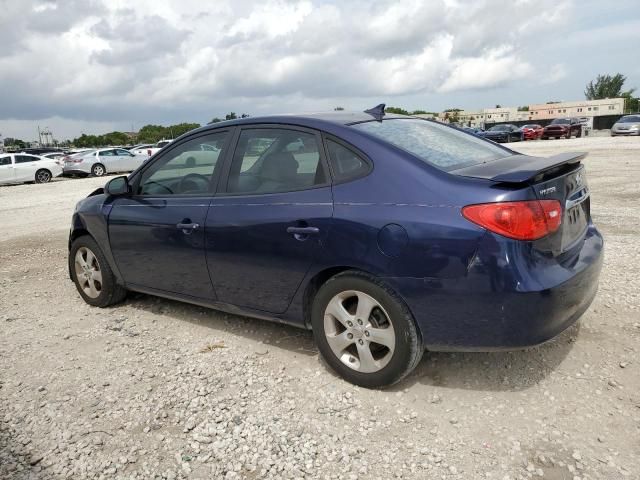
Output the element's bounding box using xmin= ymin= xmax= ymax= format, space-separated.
xmin=93 ymin=165 xmax=105 ymax=176
xmin=36 ymin=170 xmax=51 ymax=183
xmin=74 ymin=247 xmax=103 ymax=298
xmin=323 ymin=290 xmax=395 ymax=373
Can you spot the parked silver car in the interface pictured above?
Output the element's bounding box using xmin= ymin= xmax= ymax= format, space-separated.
xmin=611 ymin=114 xmax=640 ymax=136
xmin=63 ymin=148 xmax=148 ymax=177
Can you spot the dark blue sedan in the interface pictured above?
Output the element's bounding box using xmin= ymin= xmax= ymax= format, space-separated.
xmin=68 ymin=105 xmax=603 ymax=388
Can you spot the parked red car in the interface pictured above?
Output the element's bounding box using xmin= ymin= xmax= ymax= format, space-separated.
xmin=521 ymin=124 xmax=543 ymax=140
xmin=542 ymin=118 xmax=583 ymax=139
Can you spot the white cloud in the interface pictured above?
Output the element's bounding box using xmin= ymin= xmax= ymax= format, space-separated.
xmin=0 ymin=0 xmax=605 ymax=139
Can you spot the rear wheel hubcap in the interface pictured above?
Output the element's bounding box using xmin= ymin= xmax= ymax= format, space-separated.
xmin=323 ymin=290 xmax=395 ymax=373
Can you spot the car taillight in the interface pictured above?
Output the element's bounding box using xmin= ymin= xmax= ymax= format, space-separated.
xmin=462 ymin=200 xmax=562 ymax=241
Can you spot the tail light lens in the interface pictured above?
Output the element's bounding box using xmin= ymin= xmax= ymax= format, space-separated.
xmin=462 ymin=200 xmax=562 ymax=240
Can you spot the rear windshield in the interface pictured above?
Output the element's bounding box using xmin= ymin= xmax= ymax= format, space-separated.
xmin=550 ymin=118 xmax=571 ymax=125
xmin=620 ymin=115 xmax=640 ymax=123
xmin=353 ymin=118 xmax=509 ymax=171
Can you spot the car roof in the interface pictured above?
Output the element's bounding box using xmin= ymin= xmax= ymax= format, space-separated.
xmin=190 ymin=110 xmax=410 ymax=133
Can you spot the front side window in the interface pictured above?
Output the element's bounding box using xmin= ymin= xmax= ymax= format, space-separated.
xmin=226 ymin=129 xmax=325 ymax=194
xmin=116 ymin=149 xmax=132 ymax=156
xmin=138 ymin=131 xmax=228 ymax=195
xmin=326 ymin=139 xmax=370 ymax=182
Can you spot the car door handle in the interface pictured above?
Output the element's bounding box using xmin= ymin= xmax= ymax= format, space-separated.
xmin=176 ymin=222 xmax=200 ymax=232
xmin=287 ymin=226 xmax=319 ymax=235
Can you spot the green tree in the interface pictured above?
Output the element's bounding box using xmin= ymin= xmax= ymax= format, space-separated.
xmin=585 ymin=73 xmax=634 ymax=100
xmin=517 ymin=105 xmax=529 ymax=111
xmin=4 ymin=137 xmax=26 ymax=149
xmin=209 ymin=117 xmax=223 ymax=124
xmin=225 ymin=112 xmax=237 ymax=120
xmin=385 ymin=106 xmax=409 ymax=115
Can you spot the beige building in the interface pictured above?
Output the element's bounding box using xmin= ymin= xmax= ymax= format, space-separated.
xmin=526 ymin=98 xmax=625 ymax=121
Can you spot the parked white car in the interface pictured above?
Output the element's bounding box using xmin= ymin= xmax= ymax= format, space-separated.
xmin=63 ymin=148 xmax=148 ymax=177
xmin=0 ymin=153 xmax=63 ymax=185
xmin=130 ymin=139 xmax=174 ymax=158
xmin=611 ymin=114 xmax=640 ymax=136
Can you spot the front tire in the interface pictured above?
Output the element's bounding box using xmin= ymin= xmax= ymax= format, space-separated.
xmin=311 ymin=271 xmax=423 ymax=388
xmin=69 ymin=235 xmax=126 ymax=307
xmin=91 ymin=163 xmax=106 ymax=177
xmin=35 ymin=169 xmax=52 ymax=183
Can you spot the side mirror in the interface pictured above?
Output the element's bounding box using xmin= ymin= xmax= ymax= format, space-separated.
xmin=105 ymin=176 xmax=130 ymax=196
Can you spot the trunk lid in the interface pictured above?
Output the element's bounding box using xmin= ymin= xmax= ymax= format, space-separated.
xmin=451 ymin=152 xmax=590 ymax=255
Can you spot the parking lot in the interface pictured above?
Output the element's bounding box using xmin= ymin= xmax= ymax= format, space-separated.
xmin=0 ymin=136 xmax=639 ymax=479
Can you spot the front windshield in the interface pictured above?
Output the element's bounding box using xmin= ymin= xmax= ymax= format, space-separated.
xmin=551 ymin=118 xmax=570 ymax=125
xmin=620 ymin=115 xmax=640 ymax=123
xmin=353 ymin=118 xmax=509 ymax=171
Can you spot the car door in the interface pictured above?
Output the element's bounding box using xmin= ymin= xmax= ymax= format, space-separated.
xmin=206 ymin=126 xmax=333 ymax=314
xmin=115 ymin=148 xmax=140 ymax=171
xmin=107 ymin=130 xmax=231 ymax=298
xmin=97 ymin=149 xmax=119 ymax=172
xmin=13 ymin=155 xmax=38 ymax=182
xmin=0 ymin=155 xmax=14 ymax=183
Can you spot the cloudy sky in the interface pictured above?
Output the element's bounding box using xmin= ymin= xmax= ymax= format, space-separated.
xmin=0 ymin=0 xmax=639 ymax=141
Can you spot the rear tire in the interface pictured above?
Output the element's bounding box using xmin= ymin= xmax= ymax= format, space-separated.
xmin=565 ymin=132 xmax=572 ymax=139
xmin=311 ymin=271 xmax=423 ymax=389
xmin=34 ymin=169 xmax=52 ymax=183
xmin=91 ymin=163 xmax=106 ymax=177
xmin=69 ymin=235 xmax=126 ymax=307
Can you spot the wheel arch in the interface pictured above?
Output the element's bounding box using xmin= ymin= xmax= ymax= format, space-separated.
xmin=301 ymin=266 xmax=417 ymax=333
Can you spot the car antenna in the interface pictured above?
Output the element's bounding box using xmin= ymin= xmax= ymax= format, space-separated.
xmin=364 ymin=103 xmax=386 ymax=121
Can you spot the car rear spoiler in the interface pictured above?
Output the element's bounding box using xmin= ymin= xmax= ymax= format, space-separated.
xmin=450 ymin=152 xmax=587 ymax=183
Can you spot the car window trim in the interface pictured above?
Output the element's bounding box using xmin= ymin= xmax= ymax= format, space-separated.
xmin=128 ymin=128 xmax=235 ymax=198
xmin=216 ymin=124 xmax=332 ymax=197
xmin=321 ymin=133 xmax=373 ymax=185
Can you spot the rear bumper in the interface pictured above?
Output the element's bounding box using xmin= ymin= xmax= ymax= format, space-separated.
xmin=385 ymin=225 xmax=604 ymax=351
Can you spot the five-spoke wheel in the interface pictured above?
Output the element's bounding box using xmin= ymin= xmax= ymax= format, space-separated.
xmin=74 ymin=247 xmax=103 ymax=298
xmin=69 ymin=236 xmax=127 ymax=307
xmin=324 ymin=290 xmax=395 ymax=373
xmin=312 ymin=271 xmax=423 ymax=388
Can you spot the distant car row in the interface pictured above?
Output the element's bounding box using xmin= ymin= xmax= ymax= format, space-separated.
xmin=460 ymin=114 xmax=640 ymax=143
xmin=0 ymin=140 xmax=174 ymax=186
xmin=462 ymin=118 xmax=585 ymax=143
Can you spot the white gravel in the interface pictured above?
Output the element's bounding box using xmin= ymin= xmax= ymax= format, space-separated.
xmin=1 ymin=136 xmax=639 ymax=479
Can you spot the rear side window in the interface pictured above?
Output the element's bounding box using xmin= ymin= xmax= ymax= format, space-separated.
xmin=0 ymin=156 xmax=12 ymax=166
xmin=325 ymin=139 xmax=370 ymax=182
xmin=226 ymin=129 xmax=326 ymax=194
xmin=353 ymin=119 xmax=509 ymax=171
xmin=15 ymin=155 xmax=36 ymax=163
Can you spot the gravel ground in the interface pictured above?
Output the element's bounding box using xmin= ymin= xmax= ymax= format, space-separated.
xmin=1 ymin=136 xmax=639 ymax=479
